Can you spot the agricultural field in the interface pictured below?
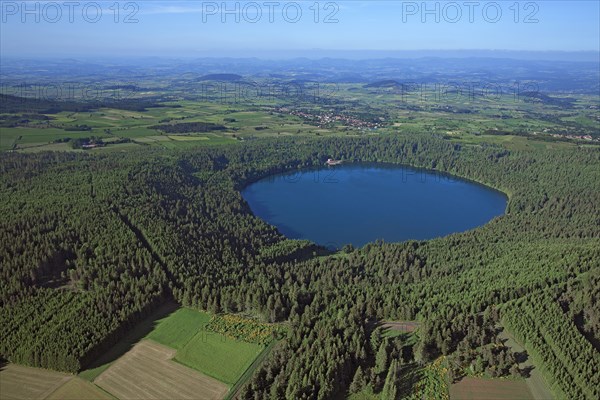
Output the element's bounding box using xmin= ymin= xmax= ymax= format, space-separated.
xmin=0 ymin=363 xmax=71 ymax=400
xmin=4 ymin=78 xmax=596 ymax=153
xmin=94 ymin=340 xmax=228 ymax=400
xmin=45 ymin=377 xmax=115 ymax=400
xmin=147 ymin=308 xmax=264 ymax=385
xmin=449 ymin=377 xmax=533 ymax=400
xmin=145 ymin=307 xmax=211 ymax=349
xmin=206 ymin=314 xmax=286 ymax=345
xmin=79 ymin=306 xmax=270 ymax=399
xmin=0 ymin=99 xmax=343 ymax=152
xmin=174 ymin=327 xmax=263 ymax=385
xmin=146 ymin=308 xmax=265 ymax=385
xmin=0 ymin=364 xmax=109 ymax=400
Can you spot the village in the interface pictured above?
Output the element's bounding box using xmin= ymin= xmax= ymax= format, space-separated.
xmin=274 ymin=107 xmax=384 ymax=130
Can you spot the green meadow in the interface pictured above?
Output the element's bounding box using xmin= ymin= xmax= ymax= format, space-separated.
xmin=146 ymin=308 xmax=211 ymax=350
xmin=148 ymin=308 xmax=263 ymax=385
xmin=174 ymin=328 xmax=263 ymax=385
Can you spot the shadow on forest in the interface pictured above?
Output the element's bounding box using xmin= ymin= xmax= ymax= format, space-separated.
xmin=397 ymin=363 xmax=425 ymax=399
xmin=499 ymin=336 xmax=535 ymax=379
xmin=513 ymin=350 xmax=529 ymax=364
xmin=520 ymin=365 xmax=534 ymax=379
xmin=80 ymin=301 xmax=179 ymax=375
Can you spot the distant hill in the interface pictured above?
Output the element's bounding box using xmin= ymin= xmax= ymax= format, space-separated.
xmin=150 ymin=121 xmax=227 ymax=134
xmin=364 ymin=80 xmax=401 ymax=88
xmin=520 ymin=91 xmax=577 ymax=108
xmin=197 ymin=74 xmax=243 ymax=82
xmin=0 ymin=94 xmax=169 ymax=114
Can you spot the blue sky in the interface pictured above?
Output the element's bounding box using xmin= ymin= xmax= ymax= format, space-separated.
xmin=1 ymin=1 xmax=598 ymax=57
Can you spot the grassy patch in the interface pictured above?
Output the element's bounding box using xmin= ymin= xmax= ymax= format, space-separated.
xmin=175 ymin=329 xmax=263 ymax=385
xmin=498 ymin=327 xmax=554 ymax=400
xmin=149 ymin=309 xmax=279 ymax=388
xmin=146 ymin=308 xmax=211 ymax=350
xmin=348 ymin=386 xmax=380 ymax=400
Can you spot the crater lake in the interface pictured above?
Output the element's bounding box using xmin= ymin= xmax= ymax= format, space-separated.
xmin=242 ymin=164 xmax=507 ymax=249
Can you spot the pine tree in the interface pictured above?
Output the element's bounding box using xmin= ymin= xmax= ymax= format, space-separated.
xmin=349 ymin=366 xmax=366 ymax=393
xmin=381 ymin=359 xmax=399 ymax=400
xmin=375 ymin=339 xmax=389 ymax=374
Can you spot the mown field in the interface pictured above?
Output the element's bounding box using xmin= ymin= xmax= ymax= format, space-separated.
xmin=145 ymin=307 xmax=211 ymax=349
xmin=174 ymin=327 xmax=263 ymax=385
xmin=45 ymin=377 xmax=115 ymax=400
xmin=0 ymin=363 xmax=71 ymax=400
xmin=78 ymin=302 xmax=181 ymax=381
xmin=0 ymin=299 xmax=269 ymax=400
xmin=0 ymin=363 xmax=113 ymax=400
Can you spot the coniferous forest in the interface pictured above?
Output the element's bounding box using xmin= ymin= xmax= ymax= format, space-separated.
xmin=1 ymin=135 xmax=599 ymax=398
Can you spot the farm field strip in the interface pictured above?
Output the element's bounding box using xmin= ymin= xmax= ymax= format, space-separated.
xmin=225 ymin=339 xmax=280 ymax=400
xmin=45 ymin=377 xmax=115 ymax=400
xmin=0 ymin=364 xmax=72 ymax=400
xmin=449 ymin=377 xmax=533 ymax=400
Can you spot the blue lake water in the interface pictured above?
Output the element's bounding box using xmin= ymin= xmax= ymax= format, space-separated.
xmin=242 ymin=164 xmax=507 ymax=248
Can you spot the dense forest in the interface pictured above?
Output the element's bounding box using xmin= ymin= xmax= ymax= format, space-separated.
xmin=149 ymin=121 xmax=228 ymax=134
xmin=1 ymin=135 xmax=599 ymax=398
xmin=0 ymin=94 xmax=168 ymax=114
